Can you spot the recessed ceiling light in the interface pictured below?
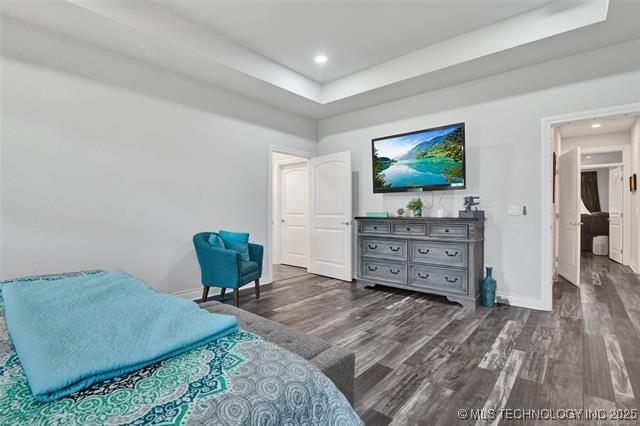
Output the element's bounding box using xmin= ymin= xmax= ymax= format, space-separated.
xmin=591 ymin=123 xmax=601 ymax=128
xmin=314 ymin=55 xmax=328 ymax=64
xmin=586 ymin=156 xmax=592 ymax=159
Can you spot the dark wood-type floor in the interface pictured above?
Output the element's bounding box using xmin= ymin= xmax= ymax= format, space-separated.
xmin=272 ymin=263 xmax=310 ymax=282
xmin=240 ymin=259 xmax=640 ymax=425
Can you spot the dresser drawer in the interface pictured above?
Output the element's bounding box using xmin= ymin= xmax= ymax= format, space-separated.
xmin=362 ymin=238 xmax=407 ymax=260
xmin=392 ymin=223 xmax=426 ymax=236
xmin=361 ymin=260 xmax=407 ymax=284
xmin=409 ymin=264 xmax=468 ymax=295
xmin=427 ymin=223 xmax=468 ymax=238
xmin=410 ymin=241 xmax=467 ymax=268
xmin=361 ymin=221 xmax=391 ymax=234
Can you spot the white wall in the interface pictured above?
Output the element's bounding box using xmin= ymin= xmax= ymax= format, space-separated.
xmin=631 ymin=118 xmax=640 ymax=273
xmin=0 ymin=21 xmax=317 ymax=296
xmin=318 ymin=40 xmax=640 ymax=308
xmin=561 ymin=131 xmax=630 ymax=153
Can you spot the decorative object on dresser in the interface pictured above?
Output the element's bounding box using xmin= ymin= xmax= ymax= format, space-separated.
xmin=459 ymin=195 xmax=484 ymax=219
xmin=355 ymin=216 xmax=484 ymax=309
xmin=406 ymin=197 xmax=424 ymax=217
xmin=480 ymin=266 xmax=497 ymax=307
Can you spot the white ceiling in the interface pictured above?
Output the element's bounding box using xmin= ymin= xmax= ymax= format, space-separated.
xmin=558 ymin=114 xmax=639 ymax=138
xmin=157 ymin=0 xmax=550 ymax=83
xmin=2 ymin=0 xmax=639 ymax=119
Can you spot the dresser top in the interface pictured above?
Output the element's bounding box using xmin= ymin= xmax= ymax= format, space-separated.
xmin=354 ymin=216 xmax=484 ymax=222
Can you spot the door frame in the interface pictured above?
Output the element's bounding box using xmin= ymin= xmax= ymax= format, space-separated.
xmin=540 ymin=102 xmax=640 ymax=311
xmin=267 ymin=145 xmax=315 ymax=281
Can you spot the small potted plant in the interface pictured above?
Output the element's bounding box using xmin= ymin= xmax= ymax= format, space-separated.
xmin=407 ymin=198 xmax=424 ymax=217
xmin=396 ymin=207 xmax=405 ymax=217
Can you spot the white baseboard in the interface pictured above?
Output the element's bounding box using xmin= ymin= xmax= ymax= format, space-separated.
xmin=173 ymin=275 xmax=273 ymax=300
xmin=629 ymin=261 xmax=639 ymax=274
xmin=496 ymin=291 xmax=548 ymax=311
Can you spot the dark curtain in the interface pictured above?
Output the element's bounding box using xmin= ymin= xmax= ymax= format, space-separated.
xmin=581 ymin=171 xmax=601 ymax=213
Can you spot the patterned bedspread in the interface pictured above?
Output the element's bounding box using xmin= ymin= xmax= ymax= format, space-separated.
xmin=0 ymin=273 xmax=362 ymax=425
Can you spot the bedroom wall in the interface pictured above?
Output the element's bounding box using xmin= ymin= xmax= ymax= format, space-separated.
xmin=317 ymin=39 xmax=640 ymax=309
xmin=0 ymin=19 xmax=317 ymax=296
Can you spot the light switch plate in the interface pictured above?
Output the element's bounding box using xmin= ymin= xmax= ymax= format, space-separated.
xmin=507 ymin=205 xmax=521 ymax=216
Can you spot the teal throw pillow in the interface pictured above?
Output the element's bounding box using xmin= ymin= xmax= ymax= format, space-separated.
xmin=208 ymin=234 xmax=226 ymax=249
xmin=219 ymin=230 xmax=250 ymax=261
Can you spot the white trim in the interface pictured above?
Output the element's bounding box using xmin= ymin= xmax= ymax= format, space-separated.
xmin=173 ymin=275 xmax=274 ymax=301
xmin=267 ymin=145 xmax=315 ymax=280
xmin=541 ymin=102 xmax=640 ymax=312
xmin=581 ymin=144 xmax=629 ymax=154
xmin=581 ymin=163 xmax=623 ymax=169
xmin=496 ymin=291 xmax=546 ymax=310
xmin=629 ymin=262 xmax=639 ymax=274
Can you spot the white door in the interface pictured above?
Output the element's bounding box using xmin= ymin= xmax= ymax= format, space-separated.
xmin=279 ymin=162 xmax=309 ymax=268
xmin=309 ymin=151 xmax=352 ymax=281
xmin=558 ymin=148 xmax=581 ymax=286
xmin=609 ymin=166 xmax=624 ymax=264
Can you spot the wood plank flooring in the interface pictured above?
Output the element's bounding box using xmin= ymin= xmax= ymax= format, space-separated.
xmin=240 ymin=260 xmax=640 ymax=424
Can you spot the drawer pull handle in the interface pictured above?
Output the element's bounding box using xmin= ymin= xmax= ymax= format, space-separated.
xmin=444 ymin=276 xmax=459 ymax=283
xmin=445 ymin=229 xmax=450 ymax=233
xmin=367 ymin=265 xmax=378 ymax=272
xmin=406 ymin=227 xmax=411 ymax=231
xmin=367 ymin=244 xmax=378 ymax=250
xmin=445 ymin=250 xmax=459 ymax=257
xmin=418 ymin=273 xmax=429 ymax=279
xmin=389 ymin=246 xmax=400 ymax=252
xmin=373 ymin=226 xmax=378 ymax=230
xmin=418 ymin=248 xmax=430 ymax=255
xmin=389 ymin=269 xmax=400 ymax=275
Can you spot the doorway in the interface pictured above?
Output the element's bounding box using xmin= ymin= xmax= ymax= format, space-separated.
xmin=268 ymin=147 xmax=353 ymax=284
xmin=552 ymin=113 xmax=637 ymax=290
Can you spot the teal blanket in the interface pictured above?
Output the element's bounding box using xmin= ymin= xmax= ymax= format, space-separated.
xmin=2 ymin=271 xmax=238 ymax=402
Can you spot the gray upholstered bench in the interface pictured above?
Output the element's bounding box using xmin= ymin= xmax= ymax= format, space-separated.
xmin=201 ymin=300 xmax=355 ymax=405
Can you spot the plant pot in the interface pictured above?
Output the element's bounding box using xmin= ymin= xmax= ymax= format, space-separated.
xmin=413 ymin=209 xmax=422 ymax=217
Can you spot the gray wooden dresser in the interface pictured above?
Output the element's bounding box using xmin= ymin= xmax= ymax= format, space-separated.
xmin=355 ymin=217 xmax=485 ymax=309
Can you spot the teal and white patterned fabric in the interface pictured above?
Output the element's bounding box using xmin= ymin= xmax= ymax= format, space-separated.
xmin=0 ymin=272 xmax=362 ymax=425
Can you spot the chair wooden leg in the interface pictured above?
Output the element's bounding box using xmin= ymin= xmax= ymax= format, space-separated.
xmin=220 ymin=288 xmax=226 ymax=298
xmin=233 ymin=289 xmax=240 ymax=307
xmin=201 ymin=286 xmax=210 ymax=302
xmin=255 ymin=279 xmax=260 ymax=299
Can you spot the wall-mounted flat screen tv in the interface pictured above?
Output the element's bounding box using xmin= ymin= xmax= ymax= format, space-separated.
xmin=372 ymin=122 xmax=466 ymax=193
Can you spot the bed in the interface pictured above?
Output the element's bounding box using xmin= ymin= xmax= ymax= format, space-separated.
xmin=0 ymin=272 xmax=362 ymax=425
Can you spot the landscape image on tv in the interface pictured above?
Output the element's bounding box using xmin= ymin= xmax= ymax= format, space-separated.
xmin=372 ymin=123 xmax=465 ymax=192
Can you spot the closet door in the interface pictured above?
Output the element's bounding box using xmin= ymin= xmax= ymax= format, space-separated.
xmin=279 ymin=162 xmax=309 ymax=268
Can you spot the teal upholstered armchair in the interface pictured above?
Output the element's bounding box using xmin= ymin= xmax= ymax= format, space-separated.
xmin=193 ymin=232 xmax=263 ymax=307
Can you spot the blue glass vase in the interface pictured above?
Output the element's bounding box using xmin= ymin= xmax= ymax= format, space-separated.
xmin=481 ymin=267 xmax=496 ymax=308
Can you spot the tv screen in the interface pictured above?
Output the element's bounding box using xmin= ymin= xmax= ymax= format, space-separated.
xmin=372 ymin=122 xmax=465 ymax=193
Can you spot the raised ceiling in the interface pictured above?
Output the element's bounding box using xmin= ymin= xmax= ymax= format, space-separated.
xmin=157 ymin=0 xmax=551 ymax=83
xmin=2 ymin=0 xmax=639 ymax=119
xmin=558 ymin=114 xmax=639 ymax=139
